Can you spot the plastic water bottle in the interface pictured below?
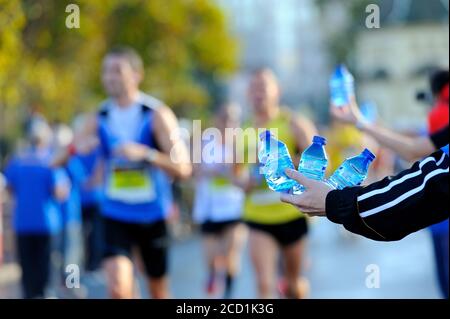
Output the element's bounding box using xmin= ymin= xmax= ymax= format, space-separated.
xmin=258 ymin=130 xmax=297 ymax=192
xmin=327 ymin=148 xmax=376 ymax=190
xmin=330 ymin=64 xmax=355 ymax=107
xmin=293 ymin=136 xmax=328 ymax=194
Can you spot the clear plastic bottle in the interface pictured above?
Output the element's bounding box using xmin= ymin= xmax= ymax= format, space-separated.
xmin=258 ymin=130 xmax=297 ymax=192
xmin=327 ymin=148 xmax=376 ymax=190
xmin=293 ymin=135 xmax=328 ymax=194
xmin=330 ymin=64 xmax=355 ymax=108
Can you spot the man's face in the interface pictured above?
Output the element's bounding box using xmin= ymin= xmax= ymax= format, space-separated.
xmin=101 ymin=55 xmax=141 ymax=98
xmin=248 ymin=72 xmax=280 ymax=114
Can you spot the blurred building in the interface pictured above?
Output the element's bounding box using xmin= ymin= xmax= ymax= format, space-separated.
xmin=354 ymin=0 xmax=449 ymax=129
xmin=215 ymin=0 xmax=330 ymax=120
xmin=216 ymin=0 xmax=449 ymax=127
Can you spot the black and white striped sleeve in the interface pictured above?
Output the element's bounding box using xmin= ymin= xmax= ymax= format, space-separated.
xmin=325 ymin=149 xmax=449 ymax=241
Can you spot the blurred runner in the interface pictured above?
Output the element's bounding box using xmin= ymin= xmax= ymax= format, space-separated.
xmin=96 ymin=47 xmax=192 ymax=299
xmin=72 ymin=114 xmax=103 ymax=273
xmin=327 ymin=105 xmax=393 ymax=184
xmin=2 ymin=121 xmax=68 ymax=298
xmin=240 ymin=68 xmax=317 ymax=298
xmin=193 ymin=104 xmax=247 ymax=299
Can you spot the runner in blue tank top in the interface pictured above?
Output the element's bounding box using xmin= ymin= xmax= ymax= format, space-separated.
xmin=95 ymin=47 xmax=192 ymax=299
xmin=2 ymin=120 xmax=69 ymax=298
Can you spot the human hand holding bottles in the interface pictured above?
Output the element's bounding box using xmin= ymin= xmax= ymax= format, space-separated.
xmin=280 ymin=169 xmax=333 ymax=216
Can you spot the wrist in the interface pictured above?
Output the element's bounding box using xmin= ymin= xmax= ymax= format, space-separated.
xmin=325 ymin=187 xmax=361 ymax=225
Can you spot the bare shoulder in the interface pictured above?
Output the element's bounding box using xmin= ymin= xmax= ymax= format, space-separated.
xmin=153 ymin=104 xmax=178 ymax=128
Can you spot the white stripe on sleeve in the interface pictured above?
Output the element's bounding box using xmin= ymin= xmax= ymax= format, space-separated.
xmin=358 ymin=153 xmax=446 ymax=202
xmin=359 ymin=167 xmax=449 ymax=218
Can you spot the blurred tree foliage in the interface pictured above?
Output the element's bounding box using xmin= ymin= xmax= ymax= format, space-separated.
xmin=0 ymin=0 xmax=25 ymax=134
xmin=0 ymin=0 xmax=238 ymax=134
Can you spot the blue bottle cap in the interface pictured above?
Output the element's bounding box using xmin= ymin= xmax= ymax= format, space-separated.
xmin=334 ymin=64 xmax=354 ymax=80
xmin=259 ymin=130 xmax=273 ymax=140
xmin=313 ymin=135 xmax=327 ymax=145
xmin=334 ymin=64 xmax=346 ymax=75
xmin=362 ymin=148 xmax=376 ymax=161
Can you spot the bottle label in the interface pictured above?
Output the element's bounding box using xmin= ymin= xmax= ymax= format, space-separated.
xmin=331 ymin=164 xmax=364 ymax=189
xmin=299 ymin=160 xmax=326 ymax=180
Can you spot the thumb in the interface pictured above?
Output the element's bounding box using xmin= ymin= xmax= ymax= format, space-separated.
xmin=285 ymin=168 xmax=313 ymax=188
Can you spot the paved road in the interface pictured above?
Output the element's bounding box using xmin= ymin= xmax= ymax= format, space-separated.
xmin=0 ymin=218 xmax=442 ymax=299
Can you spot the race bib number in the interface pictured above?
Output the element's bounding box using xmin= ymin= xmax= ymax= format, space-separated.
xmin=107 ymin=163 xmax=156 ymax=204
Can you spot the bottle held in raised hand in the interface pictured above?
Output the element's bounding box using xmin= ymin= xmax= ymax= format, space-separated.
xmin=330 ymin=64 xmax=355 ymax=108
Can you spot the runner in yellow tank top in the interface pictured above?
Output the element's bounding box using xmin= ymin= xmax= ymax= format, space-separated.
xmin=238 ymin=68 xmax=318 ymax=299
xmin=243 ymin=110 xmax=305 ymax=224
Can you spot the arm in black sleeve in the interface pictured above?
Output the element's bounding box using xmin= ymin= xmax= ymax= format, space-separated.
xmin=430 ymin=125 xmax=449 ymax=149
xmin=326 ymin=149 xmax=449 ymax=241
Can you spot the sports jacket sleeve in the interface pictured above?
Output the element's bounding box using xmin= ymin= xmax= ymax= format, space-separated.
xmin=325 ymin=149 xmax=449 ymax=241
